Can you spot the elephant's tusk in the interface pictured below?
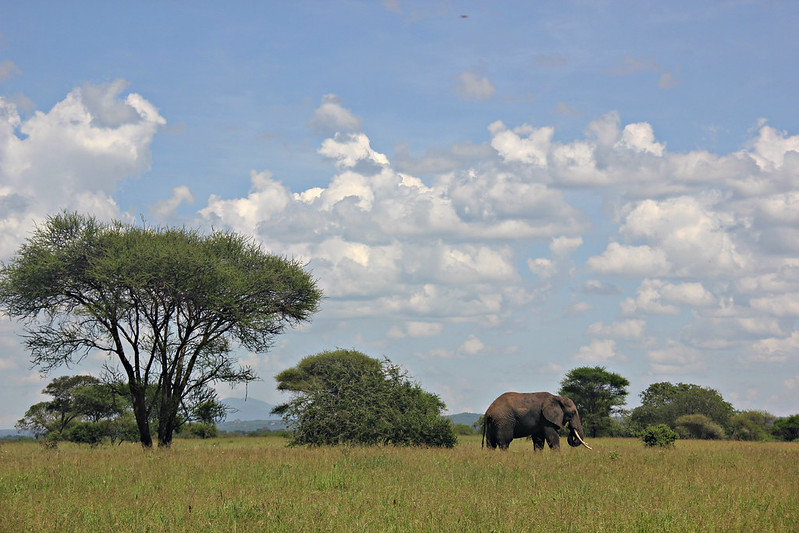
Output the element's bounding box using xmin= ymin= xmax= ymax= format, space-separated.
xmin=573 ymin=430 xmax=592 ymax=450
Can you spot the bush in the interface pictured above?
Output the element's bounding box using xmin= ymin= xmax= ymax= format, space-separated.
xmin=41 ymin=431 xmax=61 ymax=449
xmin=772 ymin=414 xmax=799 ymax=442
xmin=452 ymin=424 xmax=477 ymax=436
xmin=640 ymin=424 xmax=679 ymax=447
xmin=728 ymin=411 xmax=775 ymax=441
xmin=275 ymin=349 xmax=456 ymax=447
xmin=178 ymin=423 xmax=219 ymax=439
xmin=675 ymin=414 xmax=726 ymax=439
xmin=65 ymin=421 xmax=106 ymax=446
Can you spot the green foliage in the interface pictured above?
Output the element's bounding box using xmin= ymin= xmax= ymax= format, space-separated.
xmin=675 ymin=414 xmax=726 ymax=439
xmin=192 ymin=400 xmax=228 ymax=425
xmin=274 ymin=349 xmax=456 ymax=447
xmin=178 ymin=423 xmax=220 ymax=439
xmin=15 ymin=375 xmax=130 ymax=444
xmin=728 ymin=411 xmax=775 ymax=441
xmin=452 ymin=424 xmax=477 ymax=436
xmin=772 ymin=414 xmax=799 ymax=442
xmin=65 ymin=421 xmax=107 ymax=446
xmin=0 ymin=211 xmax=321 ymax=447
xmin=641 ymin=424 xmax=679 ymax=447
xmin=559 ymin=366 xmax=630 ymax=438
xmin=630 ymin=382 xmax=734 ymax=433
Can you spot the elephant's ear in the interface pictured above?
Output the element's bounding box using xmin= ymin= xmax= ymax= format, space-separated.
xmin=542 ymin=397 xmax=564 ymax=428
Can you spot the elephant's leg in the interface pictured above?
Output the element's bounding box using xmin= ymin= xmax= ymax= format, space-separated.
xmin=544 ymin=426 xmax=561 ymax=450
xmin=532 ymin=435 xmax=545 ymax=451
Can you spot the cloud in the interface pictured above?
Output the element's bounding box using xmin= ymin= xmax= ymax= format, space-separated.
xmin=489 ymin=121 xmax=553 ymax=166
xmin=149 ymin=185 xmax=195 ymax=219
xmin=393 ymin=140 xmax=494 ymax=175
xmin=587 ymin=319 xmax=646 ymax=339
xmin=587 ymin=243 xmax=671 ymax=277
xmin=318 ymin=132 xmax=389 ymax=171
xmin=573 ymin=339 xmax=619 ymax=362
xmin=458 ymin=334 xmax=485 ymax=356
xmin=0 ymin=80 xmax=164 ymax=256
xmin=583 ymin=280 xmax=622 ymax=296
xmin=454 ymin=71 xmax=496 ymax=101
xmin=0 ymin=60 xmax=21 ymax=82
xmin=621 ymin=279 xmax=714 ymax=315
xmin=608 ymin=55 xmax=681 ymax=90
xmin=648 ymin=342 xmax=706 ymax=374
xmin=552 ymin=102 xmax=581 ymax=116
xmin=308 ymin=94 xmax=362 ymax=135
xmin=590 ymin=195 xmax=749 ymax=278
xmin=387 ymin=321 xmax=444 ymax=339
xmin=749 ymin=293 xmax=799 ymax=317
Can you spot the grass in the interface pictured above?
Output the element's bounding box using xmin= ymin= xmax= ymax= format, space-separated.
xmin=1 ymin=436 xmax=797 ymax=532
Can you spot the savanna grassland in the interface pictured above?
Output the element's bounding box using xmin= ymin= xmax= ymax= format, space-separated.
xmin=1 ymin=436 xmax=797 ymax=532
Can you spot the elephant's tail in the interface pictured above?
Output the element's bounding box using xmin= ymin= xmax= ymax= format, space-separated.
xmin=481 ymin=415 xmax=487 ymax=448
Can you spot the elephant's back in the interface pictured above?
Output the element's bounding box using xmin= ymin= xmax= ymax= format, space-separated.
xmin=485 ymin=391 xmax=526 ymax=415
xmin=486 ymin=391 xmax=518 ymax=409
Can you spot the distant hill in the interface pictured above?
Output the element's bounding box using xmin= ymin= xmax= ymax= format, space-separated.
xmin=448 ymin=412 xmax=481 ymax=428
xmin=218 ymin=419 xmax=287 ymax=433
xmin=221 ymin=397 xmax=281 ymax=422
xmin=3 ymin=411 xmax=482 ymax=438
xmin=0 ymin=429 xmax=31 ymax=440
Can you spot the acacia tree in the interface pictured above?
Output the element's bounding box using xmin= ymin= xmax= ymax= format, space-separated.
xmin=559 ymin=366 xmax=629 ymax=438
xmin=629 ymin=382 xmax=734 ymax=433
xmin=15 ymin=374 xmax=126 ymax=439
xmin=273 ymin=349 xmax=456 ymax=447
xmin=0 ymin=212 xmax=321 ymax=447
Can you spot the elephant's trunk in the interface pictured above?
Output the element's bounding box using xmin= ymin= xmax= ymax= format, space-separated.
xmin=567 ymin=417 xmax=592 ymax=450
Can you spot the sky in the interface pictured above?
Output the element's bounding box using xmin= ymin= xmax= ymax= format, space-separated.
xmin=1 ymin=1 xmax=799 ymax=427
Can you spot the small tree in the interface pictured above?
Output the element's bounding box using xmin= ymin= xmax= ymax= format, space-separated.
xmin=675 ymin=414 xmax=726 ymax=439
xmin=16 ymin=402 xmax=58 ymax=439
xmin=559 ymin=366 xmax=629 ymax=438
xmin=728 ymin=411 xmax=775 ymax=441
xmin=274 ymin=349 xmax=456 ymax=447
xmin=15 ymin=375 xmax=124 ymax=439
xmin=641 ymin=424 xmax=679 ymax=447
xmin=0 ymin=212 xmax=321 ymax=448
xmin=772 ymin=414 xmax=799 ymax=442
xmin=630 ymin=382 xmax=734 ymax=432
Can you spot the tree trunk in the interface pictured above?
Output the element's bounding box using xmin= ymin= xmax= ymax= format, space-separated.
xmin=157 ymin=390 xmax=181 ymax=447
xmin=129 ymin=383 xmax=153 ymax=448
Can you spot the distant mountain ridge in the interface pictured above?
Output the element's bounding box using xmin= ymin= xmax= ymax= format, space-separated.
xmin=217 ymin=398 xmax=481 ymax=434
xmin=221 ymin=397 xmax=281 ymax=421
xmin=2 ymin=398 xmax=481 ymax=438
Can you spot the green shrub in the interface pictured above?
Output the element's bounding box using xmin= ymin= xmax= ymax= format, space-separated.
xmin=452 ymin=423 xmax=477 ymax=436
xmin=275 ymin=349 xmax=456 ymax=447
xmin=178 ymin=422 xmax=219 ymax=439
xmin=675 ymin=414 xmax=726 ymax=439
xmin=640 ymin=424 xmax=679 ymax=447
xmin=65 ymin=421 xmax=106 ymax=446
xmin=41 ymin=431 xmax=61 ymax=449
xmin=728 ymin=411 xmax=775 ymax=441
xmin=772 ymin=414 xmax=799 ymax=442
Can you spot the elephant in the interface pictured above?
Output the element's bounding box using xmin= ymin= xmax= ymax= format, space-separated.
xmin=482 ymin=392 xmax=591 ymax=451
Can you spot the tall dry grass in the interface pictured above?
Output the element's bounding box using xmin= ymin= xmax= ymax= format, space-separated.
xmin=1 ymin=436 xmax=797 ymax=532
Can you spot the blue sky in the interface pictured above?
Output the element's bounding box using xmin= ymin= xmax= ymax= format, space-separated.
xmin=2 ymin=1 xmax=799 ymax=426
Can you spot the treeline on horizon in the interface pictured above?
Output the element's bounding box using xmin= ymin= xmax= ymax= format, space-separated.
xmin=8 ymin=363 xmax=799 ymax=446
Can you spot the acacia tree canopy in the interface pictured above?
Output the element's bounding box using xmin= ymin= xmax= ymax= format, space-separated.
xmin=629 ymin=382 xmax=734 ymax=432
xmin=559 ymin=366 xmax=630 ymax=438
xmin=0 ymin=212 xmax=322 ymax=447
xmin=273 ymin=349 xmax=456 ymax=447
